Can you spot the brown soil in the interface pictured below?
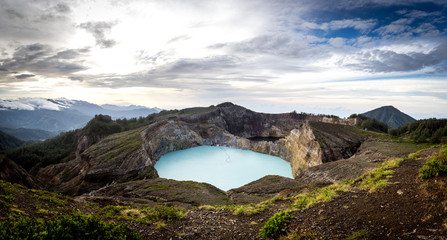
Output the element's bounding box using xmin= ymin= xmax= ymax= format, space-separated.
xmin=126 ymin=148 xmax=447 ymax=239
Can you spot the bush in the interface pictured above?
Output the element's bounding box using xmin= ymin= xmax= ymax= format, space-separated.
xmin=419 ymin=149 xmax=447 ymax=179
xmin=146 ymin=204 xmax=186 ymax=223
xmin=0 ymin=181 xmax=15 ymax=210
xmin=0 ymin=214 xmax=140 ymax=240
xmin=83 ymin=115 xmax=123 ymax=138
xmin=259 ymin=211 xmax=293 ymax=239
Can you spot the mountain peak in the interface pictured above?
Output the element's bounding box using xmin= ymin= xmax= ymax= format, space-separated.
xmin=362 ymin=106 xmax=415 ymax=128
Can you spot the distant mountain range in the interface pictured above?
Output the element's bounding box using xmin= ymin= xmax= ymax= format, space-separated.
xmin=362 ymin=106 xmax=416 ymax=128
xmin=0 ymin=98 xmax=162 ymax=137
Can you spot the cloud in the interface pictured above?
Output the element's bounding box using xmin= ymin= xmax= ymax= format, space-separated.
xmin=78 ymin=21 xmax=117 ymax=48
xmin=0 ymin=43 xmax=89 ymax=79
xmin=400 ymin=10 xmax=442 ymax=18
xmin=374 ymin=18 xmax=414 ymax=36
xmin=211 ymin=33 xmax=329 ymax=60
xmin=342 ymin=41 xmax=447 ymax=73
xmin=14 ymin=73 xmax=35 ymax=79
xmin=80 ymin=55 xmax=273 ymax=90
xmin=328 ymin=37 xmax=346 ymax=48
xmin=0 ymin=0 xmax=74 ymax=43
xmin=0 ymin=98 xmax=67 ymax=111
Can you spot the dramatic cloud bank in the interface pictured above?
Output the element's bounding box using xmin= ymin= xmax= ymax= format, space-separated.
xmin=0 ymin=0 xmax=446 ymax=118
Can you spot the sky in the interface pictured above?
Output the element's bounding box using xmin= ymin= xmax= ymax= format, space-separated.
xmin=0 ymin=0 xmax=446 ymax=119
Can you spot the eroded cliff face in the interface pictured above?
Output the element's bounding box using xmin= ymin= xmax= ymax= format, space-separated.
xmin=37 ymin=103 xmax=362 ymax=195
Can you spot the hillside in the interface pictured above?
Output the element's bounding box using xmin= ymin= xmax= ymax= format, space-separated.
xmin=0 ymin=130 xmax=25 ymax=152
xmin=362 ymin=106 xmax=415 ymax=128
xmin=0 ymin=127 xmax=57 ymax=141
xmin=390 ymin=118 xmax=447 ymax=144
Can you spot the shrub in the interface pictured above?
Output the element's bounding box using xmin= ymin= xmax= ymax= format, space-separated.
xmin=259 ymin=211 xmax=293 ymax=239
xmin=0 ymin=181 xmax=15 ymax=210
xmin=146 ymin=204 xmax=186 ymax=223
xmin=0 ymin=214 xmax=140 ymax=240
xmin=419 ymin=149 xmax=447 ymax=179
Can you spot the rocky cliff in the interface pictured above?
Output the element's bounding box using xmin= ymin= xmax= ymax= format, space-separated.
xmin=36 ymin=102 xmax=363 ymax=195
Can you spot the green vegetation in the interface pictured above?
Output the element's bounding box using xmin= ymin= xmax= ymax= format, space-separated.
xmin=0 ymin=130 xmax=25 ymax=153
xmin=259 ymin=211 xmax=294 ymax=239
xmin=99 ymin=204 xmax=186 ymax=225
xmin=344 ymin=229 xmax=370 ymax=240
xmin=390 ymin=118 xmax=447 ymax=143
xmin=145 ymin=204 xmax=186 ymax=223
xmin=349 ymin=114 xmax=389 ymax=133
xmin=281 ymin=230 xmax=317 ymax=240
xmin=200 ymin=197 xmax=283 ymax=216
xmin=28 ymin=188 xmax=73 ymax=207
xmin=419 ymin=148 xmax=447 ymax=179
xmin=82 ymin=114 xmax=122 ymax=137
xmin=290 ymin=182 xmax=347 ymax=210
xmin=0 ymin=181 xmax=16 ymax=210
xmin=0 ymin=127 xmax=57 ymax=141
xmin=356 ymin=157 xmax=406 ymax=192
xmin=0 ymin=214 xmax=140 ymax=240
xmin=6 ymin=130 xmax=78 ymax=172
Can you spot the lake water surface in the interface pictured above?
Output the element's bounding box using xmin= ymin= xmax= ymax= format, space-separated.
xmin=154 ymin=146 xmax=293 ymax=191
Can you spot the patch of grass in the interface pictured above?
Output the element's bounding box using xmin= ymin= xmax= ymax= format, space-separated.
xmin=200 ymin=197 xmax=284 ymax=216
xmin=0 ymin=181 xmax=16 ymax=210
xmin=356 ymin=157 xmax=405 ymax=192
xmin=29 ymin=189 xmax=72 ymax=207
xmin=98 ymin=205 xmax=123 ymax=218
xmin=155 ymin=221 xmax=167 ymax=229
xmin=419 ymin=148 xmax=447 ymax=179
xmin=259 ymin=210 xmax=294 ymax=239
xmin=98 ymin=205 xmax=149 ymax=223
xmin=144 ymin=184 xmax=171 ymax=190
xmin=0 ymin=213 xmax=140 ymax=240
xmin=344 ymin=229 xmax=370 ymax=240
xmin=145 ymin=204 xmax=186 ymax=223
xmin=99 ymin=204 xmax=186 ymax=225
xmin=290 ymin=182 xmax=348 ymax=210
xmin=280 ymin=229 xmax=317 ymax=240
xmin=234 ymin=202 xmax=269 ymax=215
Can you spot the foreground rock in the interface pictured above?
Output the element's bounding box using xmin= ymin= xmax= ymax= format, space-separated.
xmin=85 ymin=178 xmax=230 ymax=208
xmin=227 ymin=175 xmax=303 ymax=204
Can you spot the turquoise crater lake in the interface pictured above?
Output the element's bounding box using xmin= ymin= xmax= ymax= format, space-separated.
xmin=154 ymin=146 xmax=293 ymax=191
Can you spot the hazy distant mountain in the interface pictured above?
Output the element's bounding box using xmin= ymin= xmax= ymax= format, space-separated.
xmin=0 ymin=130 xmax=25 ymax=152
xmin=0 ymin=98 xmax=161 ymax=133
xmin=362 ymin=106 xmax=416 ymax=128
xmin=0 ymin=127 xmax=57 ymax=141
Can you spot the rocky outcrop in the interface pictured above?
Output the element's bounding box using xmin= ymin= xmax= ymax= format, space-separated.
xmin=0 ymin=157 xmax=40 ymax=188
xmin=87 ymin=178 xmax=230 ymax=208
xmin=37 ymin=102 xmax=363 ymax=195
xmin=227 ymin=175 xmax=303 ymax=204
